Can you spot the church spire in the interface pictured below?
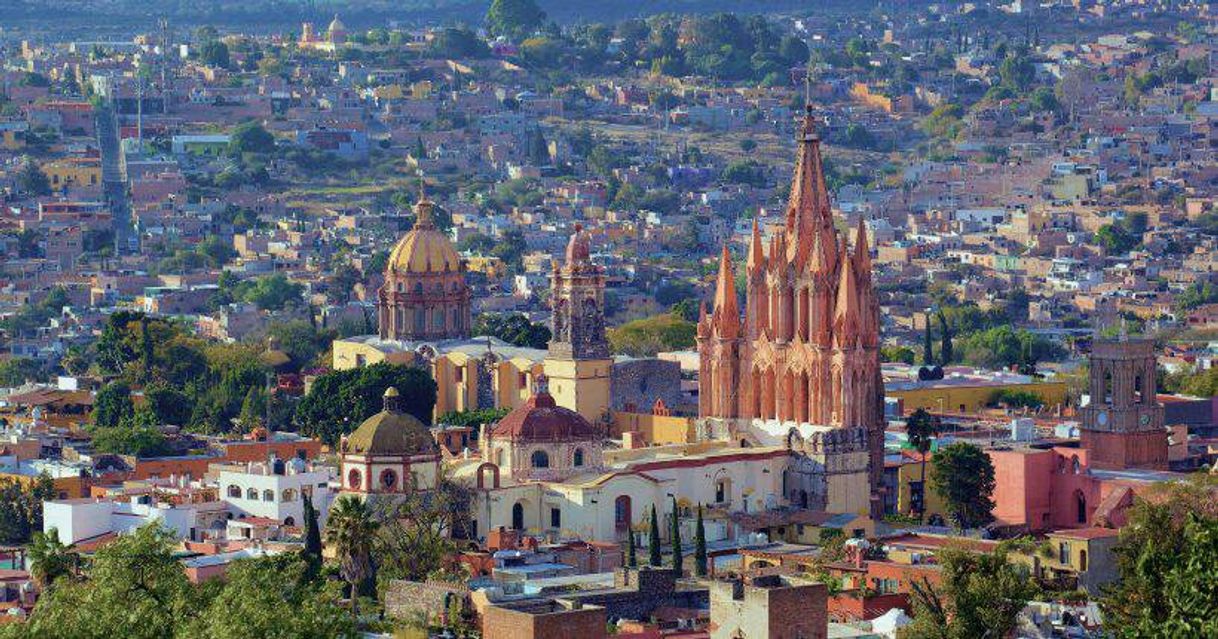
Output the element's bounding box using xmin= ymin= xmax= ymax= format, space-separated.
xmin=785 ymin=105 xmax=836 ymax=269
xmin=834 ymin=238 xmax=860 ymax=344
xmin=747 ymin=218 xmax=765 ymax=274
xmin=853 ymin=217 xmax=871 ymax=276
xmin=712 ymin=244 xmax=740 ymax=338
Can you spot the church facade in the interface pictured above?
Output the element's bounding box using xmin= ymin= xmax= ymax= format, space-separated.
xmin=697 ymin=108 xmax=885 ymax=519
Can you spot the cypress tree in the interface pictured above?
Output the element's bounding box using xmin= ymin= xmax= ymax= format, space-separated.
xmin=938 ymin=311 xmax=953 ymax=365
xmin=301 ymin=492 xmax=323 ymax=578
xmin=648 ymin=505 xmax=662 ymax=567
xmin=922 ymin=319 xmax=934 ymax=366
xmin=625 ymin=521 xmax=637 ymax=567
xmin=693 ymin=503 xmax=707 ymax=577
xmin=670 ymin=497 xmax=683 ymax=574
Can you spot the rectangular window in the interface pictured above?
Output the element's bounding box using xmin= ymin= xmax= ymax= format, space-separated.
xmin=550 ymin=507 xmax=561 ymax=529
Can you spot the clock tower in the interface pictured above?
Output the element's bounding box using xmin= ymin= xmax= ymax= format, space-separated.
xmin=1079 ymin=338 xmax=1167 ymax=470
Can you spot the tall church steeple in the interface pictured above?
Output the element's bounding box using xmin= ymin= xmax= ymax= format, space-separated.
xmin=545 ymin=225 xmax=611 ymax=425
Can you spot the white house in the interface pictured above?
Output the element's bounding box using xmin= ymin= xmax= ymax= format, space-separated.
xmin=217 ymin=457 xmax=333 ymax=528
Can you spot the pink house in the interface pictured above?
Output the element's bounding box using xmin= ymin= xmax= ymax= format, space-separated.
xmin=989 ymin=446 xmax=1170 ymax=533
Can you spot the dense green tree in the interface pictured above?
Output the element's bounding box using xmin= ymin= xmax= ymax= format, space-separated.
xmin=880 ymin=345 xmax=916 ymax=365
xmin=1099 ymin=475 xmax=1218 ymax=637
xmin=199 ymin=40 xmax=230 ymax=68
xmin=485 ymin=0 xmax=546 ymax=40
xmin=92 ymin=381 xmax=134 ymax=428
xmin=143 ymin=383 xmax=194 ymax=426
xmin=958 ymin=326 xmax=1064 ymax=370
xmin=0 ymin=358 xmax=43 ymax=387
xmin=0 ymin=475 xmax=54 ymax=545
xmin=902 ymin=547 xmax=1035 ymax=639
xmin=472 ymin=313 xmax=551 ymax=349
xmin=922 ymin=320 xmax=934 ymax=366
xmin=228 ymin=121 xmax=274 ymax=155
xmin=625 ymin=520 xmax=637 ymax=568
xmin=648 ymin=505 xmax=662 ymax=567
xmin=607 ymin=313 xmax=696 ymax=357
xmin=91 ymin=409 xmax=170 ymax=458
xmin=670 ymin=497 xmax=683 ymax=574
xmin=937 ymin=311 xmax=954 ymax=365
xmin=294 ymin=363 xmax=437 ymax=445
xmin=930 ymin=442 xmax=996 ymax=530
xmin=693 ymin=504 xmax=707 ymax=577
xmin=17 ymin=160 xmax=51 ymax=196
xmin=301 ymin=493 xmax=323 ymax=572
xmin=430 ymin=27 xmax=490 ymax=59
xmin=180 ymin=554 xmax=355 ymax=639
xmin=266 ymin=320 xmax=333 ymax=371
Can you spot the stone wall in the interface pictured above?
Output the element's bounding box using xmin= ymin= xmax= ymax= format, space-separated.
xmin=611 ymin=359 xmax=683 ymax=413
xmin=383 ymin=580 xmax=469 ymax=623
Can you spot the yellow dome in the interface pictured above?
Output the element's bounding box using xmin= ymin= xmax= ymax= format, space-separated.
xmin=387 ymin=198 xmax=461 ymax=274
xmin=328 ymin=14 xmax=346 ymax=33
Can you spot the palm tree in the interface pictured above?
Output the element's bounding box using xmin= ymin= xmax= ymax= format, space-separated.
xmin=324 ymin=496 xmax=379 ymax=619
xmin=28 ymin=529 xmax=76 ymax=590
xmin=906 ymin=408 xmax=941 ymax=524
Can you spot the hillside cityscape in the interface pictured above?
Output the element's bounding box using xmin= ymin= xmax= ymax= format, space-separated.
xmin=0 ymin=0 xmax=1216 ymax=637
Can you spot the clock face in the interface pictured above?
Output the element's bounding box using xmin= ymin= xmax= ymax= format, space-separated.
xmin=1097 ymin=411 xmax=1109 ymax=427
xmin=1140 ymin=414 xmax=1151 ymax=426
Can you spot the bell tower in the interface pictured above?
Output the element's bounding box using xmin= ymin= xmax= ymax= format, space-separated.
xmin=544 ymin=225 xmax=612 ymax=425
xmin=1080 ymin=338 xmax=1167 ymax=470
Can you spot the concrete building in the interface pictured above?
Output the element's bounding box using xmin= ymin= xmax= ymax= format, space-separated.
xmin=709 ymin=574 xmax=829 ymax=639
xmin=217 ymin=457 xmax=333 ymax=527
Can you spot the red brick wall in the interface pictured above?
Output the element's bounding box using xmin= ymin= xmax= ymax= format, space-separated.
xmin=481 ymin=605 xmax=606 ymax=639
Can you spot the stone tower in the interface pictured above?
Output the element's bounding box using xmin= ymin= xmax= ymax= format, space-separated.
xmin=1080 ymin=338 xmax=1167 ymax=470
xmin=697 ymin=107 xmax=885 ymax=519
xmin=544 ymin=225 xmax=612 ymax=425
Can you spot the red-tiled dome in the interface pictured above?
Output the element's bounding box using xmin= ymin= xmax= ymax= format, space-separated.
xmin=490 ymin=390 xmax=599 ymax=443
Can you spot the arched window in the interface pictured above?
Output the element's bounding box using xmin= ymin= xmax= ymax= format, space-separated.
xmin=396 ymin=282 xmax=404 ymax=293
xmin=263 ymin=489 xmax=275 ymax=502
xmin=380 ymin=469 xmax=397 ymax=490
xmin=512 ymin=503 xmax=524 ymax=530
xmin=1103 ymin=370 xmax=1113 ymax=405
xmin=1134 ymin=375 xmax=1144 ymax=404
xmin=573 ymin=448 xmax=585 ymax=467
xmin=246 ymin=487 xmax=258 ymax=500
xmin=1071 ymin=455 xmax=1081 ymax=474
xmin=347 ymin=468 xmax=362 ymax=489
xmin=227 ymin=485 xmax=241 ymax=498
xmin=531 ymin=450 xmax=549 ymax=468
xmin=281 ymin=489 xmax=297 ymax=502
xmin=413 ymin=282 xmax=423 ymax=295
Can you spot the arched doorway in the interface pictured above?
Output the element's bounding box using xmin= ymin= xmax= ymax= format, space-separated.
xmin=614 ymin=495 xmax=632 ymax=540
xmin=1075 ymin=490 xmax=1087 ymax=524
xmin=512 ymin=503 xmax=524 ymax=531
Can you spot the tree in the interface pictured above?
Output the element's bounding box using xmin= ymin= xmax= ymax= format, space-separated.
xmin=294 ymin=363 xmax=437 ymax=446
xmin=180 ymin=554 xmax=356 ymax=639
xmin=930 ymin=442 xmax=996 ymax=530
xmin=91 ymin=409 xmax=170 ymax=457
xmin=17 ymin=160 xmax=51 ymax=196
xmin=199 ymin=40 xmax=230 ymax=68
xmin=625 ymin=520 xmax=637 ymax=568
xmin=485 ymin=0 xmax=546 ymax=40
xmin=371 ymin=474 xmax=471 ymax=586
xmin=922 ymin=320 xmax=935 ymax=366
xmin=607 ymin=313 xmax=697 ymax=357
xmin=938 ymin=311 xmax=954 ymax=365
xmin=905 ymin=409 xmax=941 ymax=523
xmin=325 ymin=496 xmax=379 ymax=619
xmin=0 ymin=358 xmax=43 ymax=387
xmin=28 ymin=529 xmax=77 ymax=590
xmin=301 ymin=493 xmax=323 ymax=575
xmin=93 ymin=381 xmax=134 ymax=428
xmin=229 ymin=121 xmax=275 ymax=155
xmin=670 ymin=497 xmax=683 ymax=574
xmin=0 ymin=474 xmax=54 ymax=545
xmin=1099 ymin=475 xmax=1218 ymax=637
xmin=472 ymin=313 xmax=551 ymax=349
xmin=18 ymin=525 xmax=192 ymax=638
xmin=648 ymin=505 xmax=662 ymax=567
xmin=693 ymin=504 xmax=707 ymax=577
xmin=902 ymin=547 xmax=1035 ymax=639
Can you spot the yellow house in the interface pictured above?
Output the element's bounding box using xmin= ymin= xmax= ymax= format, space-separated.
xmin=610 ymin=411 xmax=695 ymax=445
xmin=465 ymin=255 xmax=507 ymax=279
xmin=331 ymin=335 xmax=544 ymax=417
xmin=41 ymin=157 xmax=102 ymax=190
xmin=0 ymin=122 xmax=27 ymax=150
xmin=888 ymin=380 xmax=1069 ymax=416
xmin=0 ymin=471 xmax=88 ymax=500
xmin=1009 ymin=527 xmax=1121 ymax=594
xmin=892 ymin=456 xmax=950 ymax=524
